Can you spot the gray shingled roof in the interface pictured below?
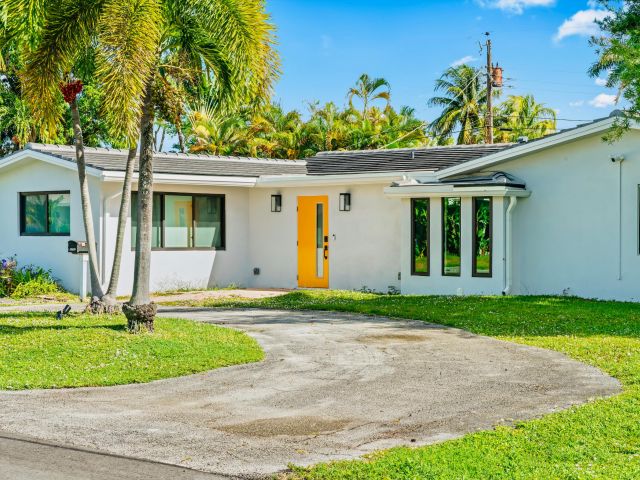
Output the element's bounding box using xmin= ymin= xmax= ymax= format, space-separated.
xmin=305 ymin=143 xmax=514 ymax=175
xmin=26 ymin=143 xmax=308 ymax=177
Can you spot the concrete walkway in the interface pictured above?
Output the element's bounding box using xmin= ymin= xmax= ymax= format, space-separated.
xmin=0 ymin=309 xmax=620 ymax=478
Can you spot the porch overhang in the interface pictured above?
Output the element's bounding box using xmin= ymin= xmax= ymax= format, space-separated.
xmin=383 ymin=184 xmax=530 ymax=198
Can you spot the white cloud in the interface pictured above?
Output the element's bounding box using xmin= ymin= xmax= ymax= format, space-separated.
xmin=554 ymin=9 xmax=611 ymax=41
xmin=594 ymin=77 xmax=608 ymax=87
xmin=477 ymin=0 xmax=555 ymax=14
xmin=450 ymin=55 xmax=477 ymax=67
xmin=569 ymin=100 xmax=585 ymax=107
xmin=588 ymin=93 xmax=617 ymax=108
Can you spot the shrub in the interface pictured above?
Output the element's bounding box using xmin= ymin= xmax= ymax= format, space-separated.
xmin=0 ymin=257 xmax=61 ymax=298
xmin=0 ymin=257 xmax=17 ymax=297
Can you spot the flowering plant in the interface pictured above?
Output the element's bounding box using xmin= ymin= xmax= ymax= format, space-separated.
xmin=0 ymin=256 xmax=17 ymax=297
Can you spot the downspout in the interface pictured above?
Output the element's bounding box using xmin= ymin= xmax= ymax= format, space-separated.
xmin=101 ymin=190 xmax=123 ymax=286
xmin=502 ymin=196 xmax=518 ymax=295
xmin=617 ymin=157 xmax=623 ymax=281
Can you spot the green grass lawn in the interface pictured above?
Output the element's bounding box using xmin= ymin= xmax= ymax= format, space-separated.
xmin=162 ymin=290 xmax=640 ymax=479
xmin=0 ymin=312 xmax=263 ymax=390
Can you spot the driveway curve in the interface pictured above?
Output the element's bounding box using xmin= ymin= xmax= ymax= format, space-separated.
xmin=0 ymin=309 xmax=620 ymax=478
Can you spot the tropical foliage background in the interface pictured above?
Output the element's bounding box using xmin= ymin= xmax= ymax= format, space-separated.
xmin=0 ymin=32 xmax=559 ymax=159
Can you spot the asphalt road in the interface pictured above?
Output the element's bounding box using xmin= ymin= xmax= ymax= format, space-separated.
xmin=0 ymin=308 xmax=620 ymax=478
xmin=0 ymin=433 xmax=229 ymax=480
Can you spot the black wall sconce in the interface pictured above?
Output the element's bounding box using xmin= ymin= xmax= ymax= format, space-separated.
xmin=271 ymin=194 xmax=282 ymax=212
xmin=339 ymin=193 xmax=351 ymax=211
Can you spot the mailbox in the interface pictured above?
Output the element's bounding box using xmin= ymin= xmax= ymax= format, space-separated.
xmin=68 ymin=240 xmax=89 ymax=255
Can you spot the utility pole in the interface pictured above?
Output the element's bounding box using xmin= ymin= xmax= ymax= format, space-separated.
xmin=485 ymin=32 xmax=493 ymax=144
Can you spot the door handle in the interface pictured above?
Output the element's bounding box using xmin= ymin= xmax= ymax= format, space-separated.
xmin=323 ymin=245 xmax=329 ymax=260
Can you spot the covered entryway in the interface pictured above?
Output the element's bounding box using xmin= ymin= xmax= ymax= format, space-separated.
xmin=297 ymin=195 xmax=329 ymax=288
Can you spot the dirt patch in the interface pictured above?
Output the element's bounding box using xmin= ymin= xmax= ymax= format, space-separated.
xmin=217 ymin=416 xmax=352 ymax=437
xmin=152 ymin=288 xmax=289 ymax=304
xmin=358 ymin=333 xmax=428 ymax=344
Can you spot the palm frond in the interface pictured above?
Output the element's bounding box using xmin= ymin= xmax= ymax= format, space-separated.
xmin=95 ymin=0 xmax=161 ymax=142
xmin=21 ymin=0 xmax=102 ymax=136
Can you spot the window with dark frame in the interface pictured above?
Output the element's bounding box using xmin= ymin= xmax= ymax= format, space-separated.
xmin=131 ymin=192 xmax=225 ymax=250
xmin=442 ymin=197 xmax=461 ymax=276
xmin=20 ymin=191 xmax=71 ymax=236
xmin=411 ymin=198 xmax=430 ymax=276
xmin=472 ymin=197 xmax=492 ymax=277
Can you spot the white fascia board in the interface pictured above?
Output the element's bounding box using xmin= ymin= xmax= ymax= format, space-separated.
xmin=256 ymin=170 xmax=437 ymax=188
xmin=0 ymin=149 xmax=103 ymax=177
xmin=383 ymin=184 xmax=531 ymax=198
xmin=101 ymin=170 xmax=257 ymax=187
xmin=436 ymin=117 xmax=622 ymax=179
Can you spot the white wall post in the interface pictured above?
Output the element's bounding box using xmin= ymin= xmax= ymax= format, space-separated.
xmin=80 ymin=253 xmax=89 ymax=301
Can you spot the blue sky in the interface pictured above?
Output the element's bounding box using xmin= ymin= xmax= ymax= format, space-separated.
xmin=267 ymin=0 xmax=622 ymax=131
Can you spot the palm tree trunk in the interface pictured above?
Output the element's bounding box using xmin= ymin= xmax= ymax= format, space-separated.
xmin=123 ymin=79 xmax=156 ymax=333
xmin=104 ymin=146 xmax=137 ymax=301
xmin=176 ymin=121 xmax=185 ymax=153
xmin=70 ymin=98 xmax=104 ymax=300
xmin=159 ymin=126 xmax=166 ymax=152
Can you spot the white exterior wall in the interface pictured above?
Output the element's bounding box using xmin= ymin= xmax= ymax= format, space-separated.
xmin=0 ymin=159 xmax=100 ymax=295
xmin=487 ymin=130 xmax=640 ymax=301
xmin=101 ymin=182 xmax=251 ymax=296
xmin=400 ymin=196 xmax=506 ymax=295
xmin=248 ymin=184 xmax=401 ymax=293
xmin=5 ymin=128 xmax=640 ymax=302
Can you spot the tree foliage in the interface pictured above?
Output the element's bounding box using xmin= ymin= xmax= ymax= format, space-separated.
xmin=428 ymin=65 xmax=487 ymax=145
xmin=590 ymin=0 xmax=640 ymax=137
xmin=184 ymin=74 xmax=432 ymax=158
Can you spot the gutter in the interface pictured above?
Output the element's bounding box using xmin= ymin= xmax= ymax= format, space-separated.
xmin=256 ymin=171 xmax=436 ymax=188
xmin=383 ymin=185 xmax=530 ymax=198
xmin=101 ymin=171 xmax=258 ymax=187
xmin=502 ymin=196 xmax=518 ymax=295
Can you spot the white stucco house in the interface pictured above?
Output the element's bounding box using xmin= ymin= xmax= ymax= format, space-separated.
xmin=1 ymin=112 xmax=639 ymax=301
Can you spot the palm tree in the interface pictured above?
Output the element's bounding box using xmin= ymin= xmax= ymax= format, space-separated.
xmin=348 ymin=74 xmax=391 ymax=120
xmin=18 ymin=0 xmax=161 ymax=312
xmin=17 ymin=0 xmax=277 ymax=330
xmin=186 ymin=103 xmax=249 ymax=155
xmin=126 ymin=0 xmax=279 ymax=331
xmin=381 ymin=106 xmax=430 ymax=149
xmin=249 ymin=104 xmax=304 ymax=158
xmin=494 ymin=95 xmax=557 ymax=142
xmin=307 ymin=101 xmax=347 ymax=152
xmin=428 ymin=65 xmax=486 ymax=144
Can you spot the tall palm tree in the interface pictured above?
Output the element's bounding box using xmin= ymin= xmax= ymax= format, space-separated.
xmin=494 ymin=95 xmax=557 ymax=142
xmin=348 ymin=73 xmax=390 ymax=120
xmin=126 ymin=0 xmax=279 ymax=331
xmin=17 ymin=0 xmax=160 ymax=311
xmin=428 ymin=65 xmax=486 ymax=144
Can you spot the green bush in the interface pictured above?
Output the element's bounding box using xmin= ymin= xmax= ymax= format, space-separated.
xmin=0 ymin=257 xmax=61 ymax=298
xmin=10 ymin=279 xmax=59 ymax=299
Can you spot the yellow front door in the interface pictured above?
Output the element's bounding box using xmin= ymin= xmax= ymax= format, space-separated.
xmin=297 ymin=196 xmax=329 ymax=288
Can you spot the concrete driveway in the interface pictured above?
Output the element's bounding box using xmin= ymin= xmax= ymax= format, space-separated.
xmin=0 ymin=309 xmax=619 ymax=478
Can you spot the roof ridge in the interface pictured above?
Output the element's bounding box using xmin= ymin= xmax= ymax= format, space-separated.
xmin=25 ymin=143 xmax=306 ymax=165
xmin=315 ymin=143 xmax=513 ymax=156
